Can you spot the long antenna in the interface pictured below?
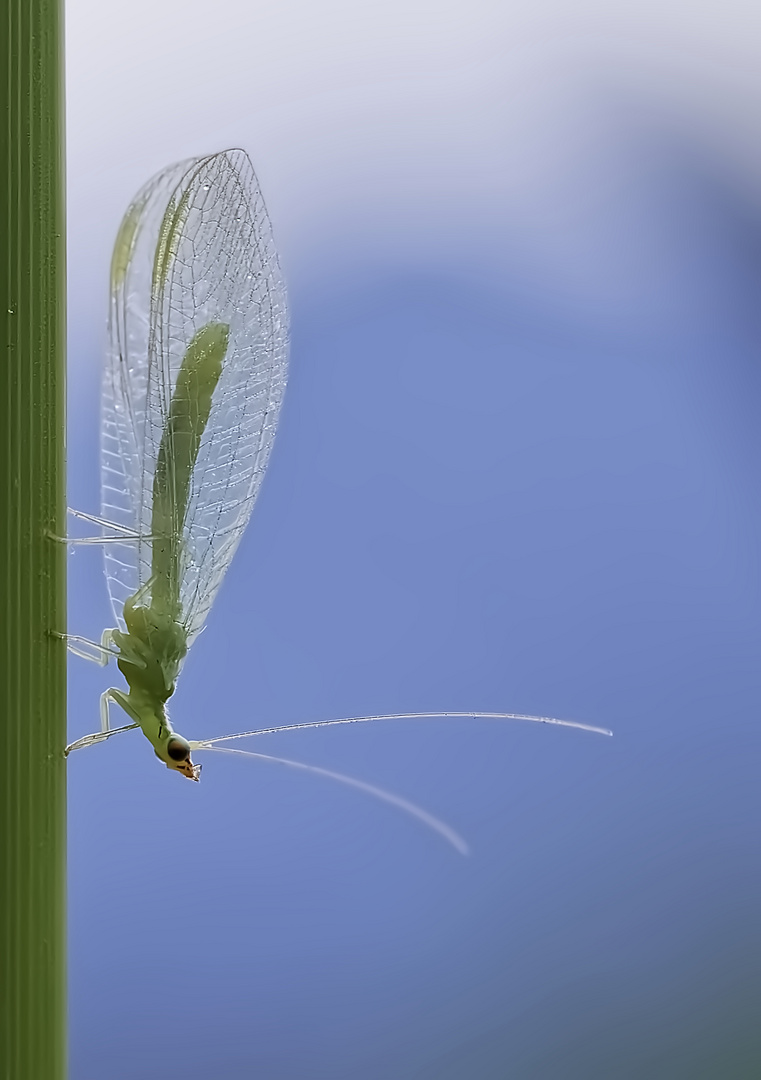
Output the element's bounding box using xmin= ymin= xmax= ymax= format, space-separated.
xmin=198 ymin=745 xmax=469 ymax=854
xmin=193 ymin=710 xmax=613 ymax=748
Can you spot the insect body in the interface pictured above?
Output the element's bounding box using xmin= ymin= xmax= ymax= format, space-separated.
xmin=105 ymin=321 xmax=230 ymax=778
xmin=64 ymin=149 xmax=609 ymax=850
xmin=65 ymin=149 xmax=288 ymax=777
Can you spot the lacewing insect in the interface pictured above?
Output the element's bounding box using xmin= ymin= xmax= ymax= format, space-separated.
xmin=62 ymin=149 xmax=610 ymax=853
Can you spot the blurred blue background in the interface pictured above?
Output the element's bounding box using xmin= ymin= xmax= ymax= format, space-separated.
xmin=66 ymin=2 xmax=760 ymax=1076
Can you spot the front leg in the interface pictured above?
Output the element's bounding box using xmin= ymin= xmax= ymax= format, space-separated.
xmin=100 ymin=687 xmax=141 ymax=733
xmin=65 ymin=687 xmax=141 ymax=757
xmin=65 ymin=721 xmax=139 ymax=756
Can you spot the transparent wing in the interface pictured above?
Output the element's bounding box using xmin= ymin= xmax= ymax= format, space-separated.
xmin=101 ymin=157 xmax=196 ymax=621
xmin=101 ymin=149 xmax=289 ymax=639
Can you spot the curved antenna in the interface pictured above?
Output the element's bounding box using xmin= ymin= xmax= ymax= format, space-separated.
xmin=196 ymin=745 xmax=469 ymax=855
xmin=191 ymin=711 xmax=613 ymax=749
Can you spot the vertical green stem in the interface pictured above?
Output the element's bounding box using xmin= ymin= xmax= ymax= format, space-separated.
xmin=0 ymin=2 xmax=67 ymax=1079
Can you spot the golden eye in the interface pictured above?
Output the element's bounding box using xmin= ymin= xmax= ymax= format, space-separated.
xmin=166 ymin=736 xmax=190 ymax=762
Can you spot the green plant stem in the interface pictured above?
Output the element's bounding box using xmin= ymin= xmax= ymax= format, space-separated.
xmin=0 ymin=2 xmax=67 ymax=1078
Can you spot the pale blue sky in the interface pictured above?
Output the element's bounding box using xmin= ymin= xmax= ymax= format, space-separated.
xmin=66 ymin=4 xmax=760 ymax=1077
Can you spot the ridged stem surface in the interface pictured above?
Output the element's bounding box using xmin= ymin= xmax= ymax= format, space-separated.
xmin=0 ymin=2 xmax=67 ymax=1078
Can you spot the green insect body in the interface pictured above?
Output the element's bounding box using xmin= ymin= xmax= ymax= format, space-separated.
xmin=65 ymin=149 xmax=290 ymax=780
xmin=150 ymin=321 xmax=228 ymax=617
xmin=109 ymin=599 xmax=191 ymax=776
xmin=107 ymin=321 xmax=229 ymax=778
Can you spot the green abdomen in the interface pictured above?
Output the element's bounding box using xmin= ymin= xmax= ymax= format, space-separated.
xmin=151 ymin=321 xmax=229 ymax=618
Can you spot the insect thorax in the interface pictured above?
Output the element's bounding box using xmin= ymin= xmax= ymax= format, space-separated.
xmin=112 ymin=592 xmax=189 ymax=706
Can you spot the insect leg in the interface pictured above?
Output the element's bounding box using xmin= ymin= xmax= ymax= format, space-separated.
xmin=65 ymin=723 xmax=139 ymax=755
xmin=100 ymin=689 xmax=114 ymax=733
xmin=100 ymin=687 xmax=139 ymax=732
xmin=64 ymin=689 xmax=141 ymax=756
xmin=48 ymin=532 xmax=153 ymax=545
xmin=49 ymin=509 xmax=155 ymax=545
xmin=52 ymin=629 xmax=119 ymax=667
xmin=67 ymin=508 xmax=139 ymax=534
